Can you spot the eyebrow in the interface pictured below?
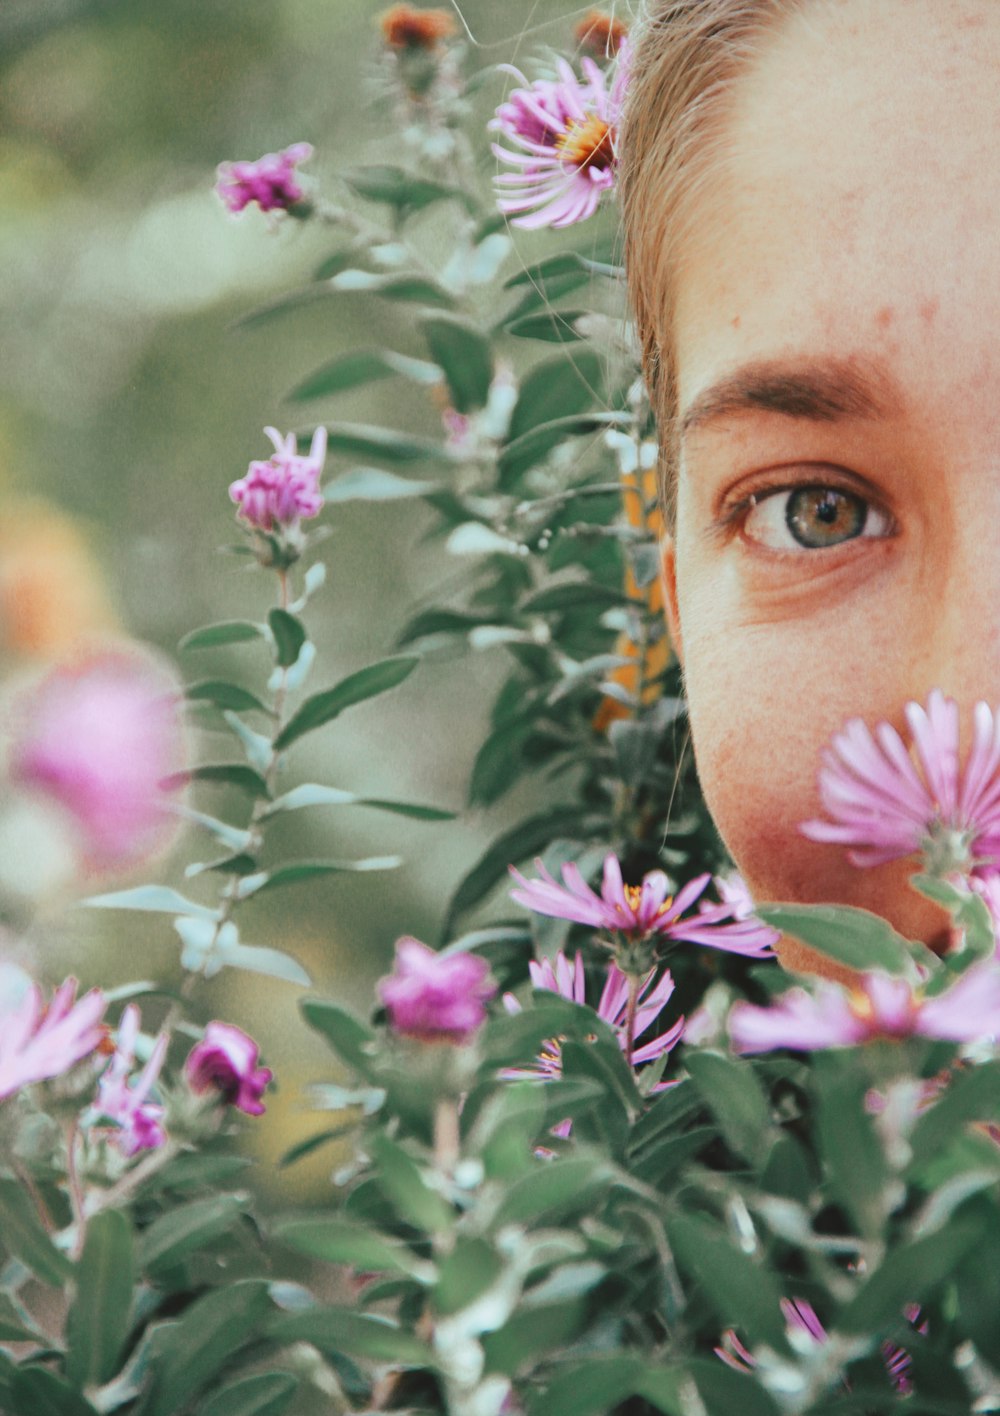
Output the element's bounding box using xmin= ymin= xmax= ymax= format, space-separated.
xmin=678 ymin=355 xmax=904 ymax=443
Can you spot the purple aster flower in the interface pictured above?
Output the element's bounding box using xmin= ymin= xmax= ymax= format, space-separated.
xmin=801 ymin=690 xmax=1000 ymax=874
xmin=503 ymin=951 xmax=683 ymax=1091
xmin=9 ymin=650 xmax=185 ymax=873
xmin=489 ymin=52 xmax=625 ymax=229
xmin=729 ymin=960 xmax=1000 ymax=1055
xmin=0 ymin=977 xmax=106 ymax=1102
xmin=215 ymin=143 xmax=313 ymax=216
xmin=509 ymin=853 xmax=777 ymax=958
xmin=229 ymin=426 xmax=327 ymax=533
xmin=378 ymin=937 xmax=497 ymax=1043
xmin=96 ymin=1004 xmax=168 ymax=1156
xmin=185 ymin=1021 xmax=272 ymax=1116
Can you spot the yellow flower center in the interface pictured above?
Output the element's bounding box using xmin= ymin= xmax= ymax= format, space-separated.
xmin=556 ymin=116 xmax=615 ymax=172
xmin=621 ymin=884 xmax=674 ymax=919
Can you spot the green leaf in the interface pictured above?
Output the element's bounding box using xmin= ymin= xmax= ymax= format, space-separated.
xmin=816 ymin=1066 xmax=890 ymax=1238
xmin=287 ymin=349 xmax=439 ymax=402
xmin=323 ymin=467 xmax=441 ymax=502
xmin=164 ymin=763 xmax=270 ymax=798
xmin=520 ymin=580 xmax=632 ymax=614
xmin=492 ymin=1155 xmax=614 ymax=1228
xmin=9 ymin=1370 xmax=98 ymax=1416
xmin=420 ymin=315 xmax=493 ymax=412
xmin=143 ymin=1281 xmax=272 ymax=1416
xmin=186 ymin=680 xmax=272 ymax=715
xmin=66 ymin=1210 xmax=134 ymax=1387
xmin=274 ymin=1217 xmax=430 ymax=1278
xmin=506 ymin=350 xmax=602 ymax=445
xmin=268 ymin=609 xmax=307 ymax=669
xmin=236 ymin=858 xmax=401 ymax=898
xmin=221 ymin=942 xmax=312 ymax=987
xmin=199 ymin=1374 xmax=299 ymax=1416
xmin=527 ymin=1357 xmax=647 ymax=1416
xmin=274 ymin=656 xmax=418 ymax=749
xmin=344 ymin=164 xmax=468 ymax=213
xmin=0 ymin=1293 xmax=43 ymax=1343
xmin=483 ymin=1299 xmax=588 ymax=1378
xmin=179 ymin=621 xmax=265 ymax=651
xmin=444 ymin=808 xmax=587 ymax=931
xmin=667 ymin=1212 xmax=789 ymax=1352
xmin=503 ymin=250 xmax=612 ymax=290
xmin=370 ymin=1133 xmax=454 ymax=1234
xmin=838 ymin=1216 xmax=980 ymax=1333
xmin=469 ymin=718 xmax=534 ymax=808
xmin=329 ymin=269 xmax=456 ymax=308
xmin=138 ymin=1194 xmax=248 ymax=1275
xmin=0 ymin=1177 xmax=73 ymax=1285
xmin=505 ymin=310 xmax=587 ymax=342
xmin=84 ymin=885 xmax=219 ymax=920
xmin=301 ymin=999 xmax=378 ymax=1073
xmin=279 ymin=1125 xmax=358 ymax=1168
xmin=688 ymin=1358 xmax=782 ymax=1416
xmin=323 ymin=422 xmax=447 ymax=465
xmin=264 ymin=782 xmax=454 ymax=820
xmin=498 ymin=411 xmax=627 ymax=485
xmin=910 ymin=1059 xmax=1000 ymax=1166
xmin=686 ymin=1051 xmax=773 ymax=1166
xmin=267 ymin=1305 xmax=433 ymax=1365
xmin=756 ymin=903 xmax=914 ymax=975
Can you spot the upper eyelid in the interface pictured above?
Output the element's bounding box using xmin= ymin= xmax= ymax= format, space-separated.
xmin=716 ymin=466 xmax=894 ymax=520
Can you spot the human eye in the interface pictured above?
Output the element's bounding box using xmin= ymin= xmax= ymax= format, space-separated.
xmin=733 ymin=482 xmax=895 ymax=552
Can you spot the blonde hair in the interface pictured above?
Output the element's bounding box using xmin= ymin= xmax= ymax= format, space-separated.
xmin=618 ymin=0 xmax=804 ymax=525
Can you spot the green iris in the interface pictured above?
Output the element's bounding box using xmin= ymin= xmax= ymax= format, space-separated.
xmin=785 ymin=487 xmax=867 ymax=548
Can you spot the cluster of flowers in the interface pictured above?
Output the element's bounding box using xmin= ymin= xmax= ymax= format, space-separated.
xmin=0 ymin=972 xmax=271 ymax=1158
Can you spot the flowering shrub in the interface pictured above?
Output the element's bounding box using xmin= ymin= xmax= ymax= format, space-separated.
xmin=2 ymin=8 xmax=1000 ymax=1416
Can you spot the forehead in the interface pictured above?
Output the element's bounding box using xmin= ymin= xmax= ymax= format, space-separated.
xmin=672 ymin=0 xmax=1000 ymax=430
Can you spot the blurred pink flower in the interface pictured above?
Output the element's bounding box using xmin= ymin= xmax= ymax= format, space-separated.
xmin=503 ymin=951 xmax=683 ymax=1089
xmin=801 ymin=691 xmax=1000 ymax=873
xmin=729 ymin=961 xmax=1000 ymax=1054
xmin=0 ymin=977 xmax=105 ymax=1101
xmin=8 ymin=651 xmax=184 ymax=872
xmin=509 ymin=853 xmax=777 ymax=958
xmin=96 ymin=1004 xmax=167 ymax=1156
xmin=215 ymin=142 xmax=313 ymax=215
xmin=185 ymin=1021 xmax=272 ymax=1116
xmin=490 ymin=53 xmax=623 ymax=228
xmin=378 ymin=937 xmax=496 ymax=1043
xmin=229 ymin=426 xmax=327 ymax=532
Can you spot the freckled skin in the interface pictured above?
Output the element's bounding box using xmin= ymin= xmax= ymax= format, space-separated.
xmin=659 ymin=0 xmax=1000 ymax=968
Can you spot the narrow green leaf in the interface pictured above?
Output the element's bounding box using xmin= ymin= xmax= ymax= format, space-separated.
xmin=323 ymin=422 xmax=446 ymax=464
xmin=301 ymin=999 xmax=378 ymax=1072
xmin=287 ymin=350 xmax=409 ymax=401
xmin=179 ymin=621 xmax=265 ymax=651
xmin=686 ymin=1051 xmax=772 ymax=1166
xmin=420 ymin=315 xmax=493 ymax=412
xmin=198 ymin=1374 xmax=298 ymax=1416
xmin=275 ymin=1217 xmax=430 ymax=1278
xmin=199 ymin=1374 xmax=299 ymax=1416
xmin=279 ymin=1125 xmax=358 ymax=1168
xmin=274 ymin=656 xmax=418 ymax=749
xmin=838 ymin=1217 xmax=980 ymax=1333
xmin=370 ymin=1133 xmax=454 ymax=1234
xmin=0 ymin=1177 xmax=73 ymax=1285
xmin=910 ymin=1059 xmax=1000 ymax=1166
xmin=264 ymin=782 xmax=454 ymax=820
xmin=526 ymin=1357 xmax=646 ymax=1416
xmin=688 ymin=1358 xmax=782 ymax=1416
xmin=85 ymin=885 xmax=218 ymax=919
xmin=236 ymin=858 xmax=401 ymax=898
xmin=520 ymin=580 xmax=632 ymax=614
xmin=144 ymin=1281 xmax=272 ymax=1416
xmin=668 ymin=1212 xmax=790 ymax=1352
xmin=138 ymin=1194 xmax=247 ymax=1275
xmin=267 ymin=1305 xmax=432 ymax=1365
xmin=67 ymin=1210 xmax=134 ymax=1387
xmin=505 ymin=309 xmax=587 ymax=342
xmin=816 ymin=1068 xmax=888 ymax=1238
xmin=344 ymin=164 xmax=467 ymax=212
xmin=492 ymin=1156 xmax=614 ymax=1228
xmin=186 ymin=680 xmax=272 ymax=715
xmin=268 ymin=609 xmax=307 ymax=669
xmin=0 ymin=1294 xmax=43 ymax=1343
xmin=9 ymin=1370 xmax=98 ymax=1416
xmin=329 ymin=269 xmax=456 ymax=307
xmin=222 ymin=942 xmax=311 ymax=987
xmin=506 ymin=350 xmax=603 ymax=445
xmin=498 ymin=411 xmax=627 ymax=485
xmin=444 ymin=808 xmax=586 ymax=930
xmin=756 ymin=903 xmax=914 ymax=975
xmin=164 ymin=763 xmax=270 ymax=798
xmin=323 ymin=468 xmax=441 ymax=502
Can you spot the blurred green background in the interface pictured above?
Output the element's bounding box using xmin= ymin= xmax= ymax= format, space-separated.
xmin=0 ymin=0 xmax=618 ymax=1197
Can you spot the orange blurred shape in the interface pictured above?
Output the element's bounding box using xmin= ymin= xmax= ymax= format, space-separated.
xmin=593 ymin=465 xmax=670 ymax=732
xmin=574 ymin=9 xmax=630 ymax=58
xmin=379 ymin=4 xmax=456 ymax=49
xmin=0 ymin=499 xmax=118 ymax=658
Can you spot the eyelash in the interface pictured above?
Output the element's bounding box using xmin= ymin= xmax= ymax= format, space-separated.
xmin=714 ymin=476 xmax=896 ymax=552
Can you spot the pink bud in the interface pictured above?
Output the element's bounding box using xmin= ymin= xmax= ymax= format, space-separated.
xmin=185 ymin=1022 xmax=272 ymax=1115
xmin=378 ymin=937 xmax=496 ymax=1043
xmin=215 ymin=143 xmax=313 ymax=216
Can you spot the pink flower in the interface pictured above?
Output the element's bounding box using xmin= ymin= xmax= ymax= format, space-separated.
xmin=96 ymin=1005 xmax=168 ymax=1156
xmin=215 ymin=142 xmax=313 ymax=215
xmin=729 ymin=960 xmax=1000 ymax=1054
xmin=509 ymin=853 xmax=778 ymax=958
xmin=8 ymin=651 xmax=184 ymax=872
xmin=229 ymin=426 xmax=327 ymax=532
xmin=490 ymin=54 xmax=623 ymax=229
xmin=503 ymin=951 xmax=683 ymax=1088
xmin=0 ymin=977 xmax=105 ymax=1101
xmin=801 ymin=691 xmax=1000 ymax=873
xmin=378 ymin=937 xmax=496 ymax=1043
xmin=185 ymin=1021 xmax=272 ymax=1116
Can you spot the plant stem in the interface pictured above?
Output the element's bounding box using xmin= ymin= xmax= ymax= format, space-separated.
xmin=624 ymin=973 xmax=639 ymax=1068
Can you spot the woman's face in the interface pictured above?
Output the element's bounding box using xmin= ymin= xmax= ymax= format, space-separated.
xmin=662 ymin=0 xmax=1000 ymax=958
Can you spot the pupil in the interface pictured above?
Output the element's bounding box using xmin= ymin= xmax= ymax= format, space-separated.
xmin=786 ymin=487 xmax=866 ymax=548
